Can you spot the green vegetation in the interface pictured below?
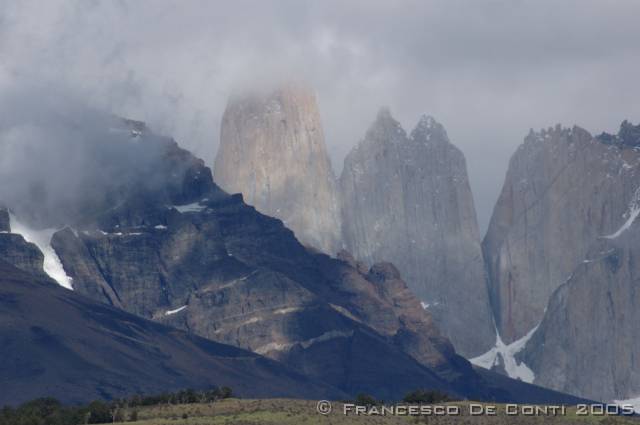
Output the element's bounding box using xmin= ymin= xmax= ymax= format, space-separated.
xmin=402 ymin=389 xmax=453 ymax=404
xmin=109 ymin=399 xmax=640 ymax=425
xmin=0 ymin=387 xmax=233 ymax=425
xmin=2 ymin=389 xmax=638 ymax=425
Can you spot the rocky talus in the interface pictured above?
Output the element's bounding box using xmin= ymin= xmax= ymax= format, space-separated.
xmin=339 ymin=109 xmax=494 ymax=357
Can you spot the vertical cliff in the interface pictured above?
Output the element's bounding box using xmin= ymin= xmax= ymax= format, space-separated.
xmin=213 ymin=84 xmax=342 ymax=254
xmin=339 ymin=109 xmax=494 ymax=357
xmin=513 ymin=121 xmax=640 ymax=401
xmin=483 ymin=124 xmax=640 ymax=343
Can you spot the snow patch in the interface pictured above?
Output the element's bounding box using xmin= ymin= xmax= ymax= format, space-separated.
xmin=420 ymin=300 xmax=439 ymax=309
xmin=605 ymin=186 xmax=640 ymax=239
xmin=217 ymin=271 xmax=259 ymax=290
xmin=273 ymin=306 xmax=303 ymax=315
xmin=165 ymin=305 xmax=187 ymax=316
xmin=173 ymin=202 xmax=207 ymax=213
xmin=254 ymin=330 xmax=354 ymax=355
xmin=469 ymin=324 xmax=539 ymax=383
xmin=239 ymin=316 xmax=261 ymax=326
xmin=8 ymin=213 xmax=73 ymax=290
xmin=99 ymin=230 xmax=143 ymax=237
xmin=154 ymin=225 xmax=168 ymax=230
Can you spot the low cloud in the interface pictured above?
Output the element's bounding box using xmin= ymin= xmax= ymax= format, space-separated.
xmin=0 ymin=82 xmax=176 ymax=226
xmin=1 ymin=0 xmax=639 ymax=230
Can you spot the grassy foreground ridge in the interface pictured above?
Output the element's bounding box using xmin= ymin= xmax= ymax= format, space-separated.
xmin=113 ymin=399 xmax=639 ymax=425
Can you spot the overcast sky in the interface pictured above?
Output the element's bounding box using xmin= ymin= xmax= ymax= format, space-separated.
xmin=1 ymin=0 xmax=639 ymax=231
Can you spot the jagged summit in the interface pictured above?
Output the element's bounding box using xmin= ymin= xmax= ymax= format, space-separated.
xmin=365 ymin=110 xmax=449 ymax=146
xmin=411 ymin=114 xmax=448 ymax=143
xmin=597 ymin=120 xmax=640 ymax=147
xmin=340 ymin=108 xmax=495 ymax=357
xmin=524 ymin=124 xmax=591 ymax=143
xmin=361 ymin=107 xmax=407 ymax=146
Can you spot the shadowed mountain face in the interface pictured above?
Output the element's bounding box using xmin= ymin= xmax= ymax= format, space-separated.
xmin=45 ymin=182 xmax=476 ymax=400
xmin=0 ymin=259 xmax=344 ymax=406
xmin=1 ymin=120 xmax=478 ymax=401
xmin=340 ymin=109 xmax=494 ymax=357
xmin=214 ymin=83 xmax=342 ymax=254
xmin=483 ymin=123 xmax=640 ymax=343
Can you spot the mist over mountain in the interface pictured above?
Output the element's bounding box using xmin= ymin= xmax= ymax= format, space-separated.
xmin=3 ymin=1 xmax=640 ymax=231
xmin=0 ymin=86 xmax=202 ymax=228
xmin=214 ymin=83 xmax=342 ymax=253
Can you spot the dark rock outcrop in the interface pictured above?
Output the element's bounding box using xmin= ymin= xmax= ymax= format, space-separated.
xmin=598 ymin=120 xmax=640 ymax=147
xmin=51 ymin=189 xmax=481 ymax=400
xmin=0 ymin=209 xmax=49 ymax=279
xmin=0 ymin=208 xmax=9 ymax=232
xmin=214 ymin=83 xmax=342 ymax=254
xmin=339 ymin=110 xmax=494 ymax=357
xmin=0 ymin=233 xmax=47 ymax=279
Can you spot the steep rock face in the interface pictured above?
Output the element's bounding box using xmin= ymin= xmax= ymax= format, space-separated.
xmin=522 ymin=224 xmax=640 ymax=401
xmin=483 ymin=123 xmax=640 ymax=343
xmin=517 ymin=137 xmax=640 ymax=400
xmin=339 ymin=109 xmax=494 ymax=357
xmin=213 ymin=84 xmax=341 ymax=254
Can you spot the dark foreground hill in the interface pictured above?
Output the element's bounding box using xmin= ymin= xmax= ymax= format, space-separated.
xmin=0 ymin=260 xmax=343 ymax=406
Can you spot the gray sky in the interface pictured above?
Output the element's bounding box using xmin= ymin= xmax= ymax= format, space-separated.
xmin=1 ymin=0 xmax=639 ymax=232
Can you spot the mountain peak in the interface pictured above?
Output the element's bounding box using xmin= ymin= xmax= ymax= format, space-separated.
xmin=416 ymin=114 xmax=438 ymax=129
xmin=363 ymin=107 xmax=406 ymax=144
xmin=411 ymin=114 xmax=448 ymax=143
xmin=341 ymin=108 xmax=495 ymax=357
xmin=598 ymin=120 xmax=640 ymax=147
xmin=214 ymin=82 xmax=342 ymax=254
xmin=375 ymin=106 xmax=394 ymax=122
